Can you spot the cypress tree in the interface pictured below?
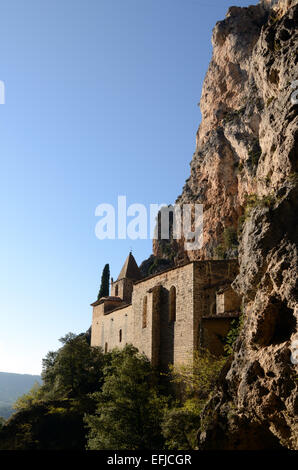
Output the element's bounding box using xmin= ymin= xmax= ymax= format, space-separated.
xmin=97 ymin=264 xmax=110 ymax=300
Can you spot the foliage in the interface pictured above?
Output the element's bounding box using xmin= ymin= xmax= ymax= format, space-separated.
xmin=14 ymin=382 xmax=43 ymax=411
xmin=41 ymin=333 xmax=106 ymax=399
xmin=223 ymin=227 xmax=238 ymax=249
xmin=0 ymin=333 xmax=107 ymax=450
xmin=243 ymin=193 xmax=276 ymax=220
xmin=213 ymin=244 xmax=225 ymax=260
xmin=164 ymin=350 xmax=226 ymax=449
xmin=97 ymin=263 xmax=110 ymax=299
xmin=222 ymin=106 xmax=246 ymax=124
xmin=148 ymin=257 xmax=160 ymax=275
xmin=0 ymin=372 xmax=41 ymax=419
xmin=148 ymin=255 xmax=173 ymax=275
xmin=169 ymin=349 xmax=226 ymax=402
xmin=161 ymin=399 xmax=201 ymax=450
xmin=0 ymin=334 xmax=232 ymax=451
xmin=214 ymin=227 xmax=238 ymax=260
xmin=85 ymin=345 xmax=168 ymax=450
xmin=224 ymin=313 xmax=244 ymax=356
xmin=0 ymin=399 xmax=92 ymax=450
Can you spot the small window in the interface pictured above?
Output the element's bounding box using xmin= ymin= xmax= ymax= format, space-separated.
xmin=105 ymin=342 xmax=108 ymax=353
xmin=169 ymin=286 xmax=176 ymax=322
xmin=115 ymin=285 xmax=119 ymax=296
xmin=119 ymin=329 xmax=122 ymax=343
xmin=142 ymin=296 xmax=147 ymax=328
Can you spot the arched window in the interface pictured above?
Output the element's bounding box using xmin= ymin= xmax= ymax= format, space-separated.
xmin=115 ymin=285 xmax=118 ymax=296
xmin=105 ymin=342 xmax=108 ymax=353
xmin=119 ymin=329 xmax=122 ymax=343
xmin=169 ymin=286 xmax=176 ymax=322
xmin=142 ymin=296 xmax=147 ymax=328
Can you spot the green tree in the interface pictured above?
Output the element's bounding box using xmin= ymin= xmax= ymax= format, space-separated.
xmin=0 ymin=332 xmax=108 ymax=450
xmin=169 ymin=349 xmax=226 ymax=401
xmin=85 ymin=345 xmax=168 ymax=450
xmin=97 ymin=264 xmax=110 ymax=300
xmin=224 ymin=313 xmax=244 ymax=355
xmin=41 ymin=333 xmax=106 ymax=399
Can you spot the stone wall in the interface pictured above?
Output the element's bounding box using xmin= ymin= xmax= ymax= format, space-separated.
xmin=111 ymin=278 xmax=134 ymax=303
xmin=91 ymin=260 xmax=239 ymax=367
xmin=216 ymin=287 xmax=241 ymax=314
xmin=193 ymin=260 xmax=239 ymax=354
xmin=132 ymin=263 xmax=194 ymax=368
xmin=201 ymin=318 xmax=235 ymax=356
xmin=91 ymin=303 xmax=133 ymax=351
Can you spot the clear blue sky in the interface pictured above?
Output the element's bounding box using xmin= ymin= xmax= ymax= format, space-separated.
xmin=0 ymin=0 xmax=257 ymax=375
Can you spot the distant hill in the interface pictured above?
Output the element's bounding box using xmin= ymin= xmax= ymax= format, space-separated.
xmin=0 ymin=372 xmax=42 ymax=419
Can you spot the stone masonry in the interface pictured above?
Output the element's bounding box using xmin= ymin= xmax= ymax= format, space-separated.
xmin=91 ymin=253 xmax=241 ymax=368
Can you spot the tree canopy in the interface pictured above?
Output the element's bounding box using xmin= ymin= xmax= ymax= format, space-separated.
xmin=0 ymin=332 xmax=228 ymax=451
xmin=85 ymin=345 xmax=168 ymax=450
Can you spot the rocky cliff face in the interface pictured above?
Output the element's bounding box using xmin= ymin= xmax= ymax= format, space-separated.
xmin=156 ymin=0 xmax=298 ymax=450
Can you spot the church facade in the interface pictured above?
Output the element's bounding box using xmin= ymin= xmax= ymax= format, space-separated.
xmin=91 ymin=253 xmax=241 ymax=368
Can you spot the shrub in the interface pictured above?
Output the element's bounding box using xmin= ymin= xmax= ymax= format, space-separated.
xmin=162 ymin=399 xmax=201 ymax=450
xmin=213 ymin=227 xmax=238 ymax=260
xmin=169 ymin=349 xmax=226 ymax=401
xmin=243 ymin=193 xmax=276 ymax=220
xmin=222 ymin=106 xmax=246 ymax=124
xmin=223 ymin=227 xmax=238 ymax=249
xmin=164 ymin=350 xmax=226 ymax=449
xmin=224 ymin=313 xmax=244 ymax=356
xmin=14 ymin=382 xmax=43 ymax=411
xmin=213 ymin=244 xmax=225 ymax=260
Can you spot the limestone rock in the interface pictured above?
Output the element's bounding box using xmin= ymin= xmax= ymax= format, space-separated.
xmin=154 ymin=0 xmax=298 ymax=449
xmin=193 ymin=0 xmax=298 ymax=450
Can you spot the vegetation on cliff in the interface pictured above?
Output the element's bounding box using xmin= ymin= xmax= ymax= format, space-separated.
xmin=0 ymin=333 xmax=226 ymax=450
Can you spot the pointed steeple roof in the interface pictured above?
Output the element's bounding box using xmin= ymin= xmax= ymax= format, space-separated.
xmin=117 ymin=252 xmax=142 ymax=281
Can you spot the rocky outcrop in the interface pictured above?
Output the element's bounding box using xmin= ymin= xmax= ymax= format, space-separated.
xmin=194 ymin=0 xmax=298 ymax=450
xmin=154 ymin=0 xmax=298 ymax=263
xmin=199 ymin=182 xmax=298 ymax=449
xmin=154 ymin=0 xmax=298 ymax=449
